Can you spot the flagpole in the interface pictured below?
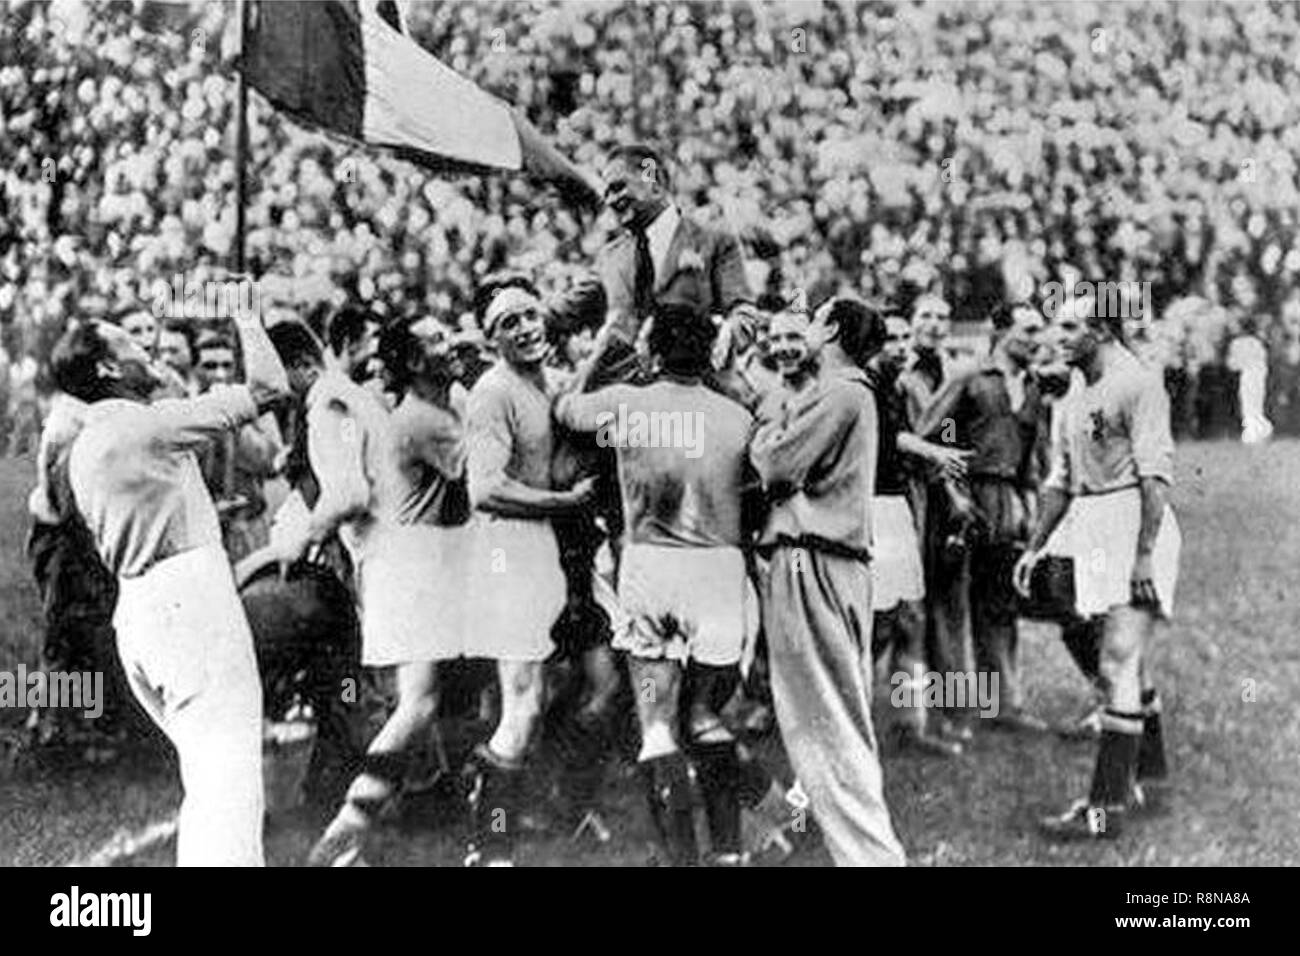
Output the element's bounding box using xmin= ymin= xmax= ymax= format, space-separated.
xmin=232 ymin=0 xmax=249 ymax=275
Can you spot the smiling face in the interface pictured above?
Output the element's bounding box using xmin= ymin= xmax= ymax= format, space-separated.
xmin=601 ymin=155 xmax=668 ymax=231
xmin=1055 ymin=298 xmax=1102 ymax=369
xmin=768 ymin=312 xmax=812 ymax=380
xmin=487 ymin=291 xmax=549 ymax=370
xmin=408 ymin=317 xmax=462 ymax=389
xmin=911 ymin=297 xmax=951 ymax=351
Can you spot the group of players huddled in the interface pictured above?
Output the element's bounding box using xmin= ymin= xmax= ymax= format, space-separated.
xmin=30 ymin=144 xmax=1181 ymax=866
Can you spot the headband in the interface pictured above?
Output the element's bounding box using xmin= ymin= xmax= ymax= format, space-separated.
xmin=482 ymin=287 xmax=541 ymax=338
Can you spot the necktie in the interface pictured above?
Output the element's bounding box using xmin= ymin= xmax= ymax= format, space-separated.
xmin=633 ymin=227 xmax=655 ymax=318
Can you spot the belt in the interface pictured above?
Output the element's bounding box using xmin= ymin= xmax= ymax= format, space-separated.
xmin=758 ymin=534 xmax=871 ymax=564
xmin=1075 ymin=482 xmax=1140 ymax=498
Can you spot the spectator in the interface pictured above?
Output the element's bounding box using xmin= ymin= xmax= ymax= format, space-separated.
xmin=157 ymin=319 xmax=198 ymax=397
xmin=1227 ymin=317 xmax=1273 ymax=444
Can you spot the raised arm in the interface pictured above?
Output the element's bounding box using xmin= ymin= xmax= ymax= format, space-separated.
xmin=303 ymin=399 xmax=372 ymax=545
xmin=232 ymin=310 xmax=290 ymax=410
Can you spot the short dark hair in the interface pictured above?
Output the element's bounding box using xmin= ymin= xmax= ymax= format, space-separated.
xmin=377 ymin=319 xmax=420 ymax=394
xmin=474 ymin=272 xmax=540 ymax=329
xmin=607 ymin=143 xmax=671 ymax=191
xmin=327 ymin=305 xmax=378 ymax=355
xmin=990 ymin=301 xmax=1018 ymax=333
xmin=546 ymin=276 xmax=607 ymax=348
xmin=50 ymin=321 xmax=113 ymax=403
xmin=823 ymin=298 xmax=887 ymax=370
xmin=268 ymin=320 xmax=325 ymax=372
xmin=159 ymin=319 xmax=197 ymax=355
xmin=647 ymin=304 xmax=716 ymax=377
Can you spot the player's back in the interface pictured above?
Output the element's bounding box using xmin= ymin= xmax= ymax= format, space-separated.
xmin=611 ymin=380 xmax=752 ymax=550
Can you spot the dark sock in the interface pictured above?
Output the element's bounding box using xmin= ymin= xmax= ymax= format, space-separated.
xmin=346 ymin=750 xmax=408 ymax=817
xmin=465 ymin=745 xmax=524 ymax=859
xmin=1089 ymin=729 xmax=1141 ymax=806
xmin=640 ymin=753 xmax=697 ymax=866
xmin=691 ymin=740 xmax=742 ymax=855
xmin=1138 ymin=690 xmax=1168 ymax=780
xmin=553 ymin=710 xmax=609 ymax=820
xmin=736 ymin=742 xmax=775 ymax=808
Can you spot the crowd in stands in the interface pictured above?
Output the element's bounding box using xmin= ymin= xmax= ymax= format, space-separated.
xmin=5 ymin=0 xmax=1300 ymax=444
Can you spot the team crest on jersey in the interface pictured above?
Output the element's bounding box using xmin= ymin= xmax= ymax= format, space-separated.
xmin=1089 ymin=408 xmax=1108 ymax=443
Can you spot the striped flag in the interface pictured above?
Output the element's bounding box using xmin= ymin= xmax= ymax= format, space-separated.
xmin=240 ymin=0 xmax=598 ymax=207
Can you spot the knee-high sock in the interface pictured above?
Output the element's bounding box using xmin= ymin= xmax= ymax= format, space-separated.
xmin=690 ymin=739 xmax=741 ymax=855
xmin=1137 ymin=689 xmax=1168 ymax=780
xmin=465 ymin=745 xmax=525 ymax=859
xmin=736 ymin=741 xmax=776 ymax=808
xmin=640 ymin=752 xmax=697 ymax=866
xmin=551 ymin=709 xmax=609 ymax=819
xmin=1089 ymin=724 xmax=1141 ymax=807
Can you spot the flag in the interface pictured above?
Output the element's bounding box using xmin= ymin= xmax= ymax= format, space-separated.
xmin=135 ymin=0 xmax=199 ymax=34
xmin=240 ymin=0 xmax=599 ymax=207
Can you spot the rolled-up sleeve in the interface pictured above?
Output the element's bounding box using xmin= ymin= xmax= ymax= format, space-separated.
xmin=1130 ymin=374 xmax=1174 ymax=485
xmin=155 ymin=385 xmax=258 ymax=450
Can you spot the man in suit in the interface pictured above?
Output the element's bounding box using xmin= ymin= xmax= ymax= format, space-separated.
xmin=588 ymin=144 xmax=755 ymax=390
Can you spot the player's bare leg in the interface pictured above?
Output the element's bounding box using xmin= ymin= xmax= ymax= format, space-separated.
xmin=1041 ymin=605 xmax=1156 ymax=841
xmin=463 ymin=659 xmax=544 ymax=866
xmin=308 ymin=660 xmax=440 ymax=866
xmin=627 ymin=656 xmax=697 ymax=866
xmin=878 ymin=600 xmax=962 ymax=757
xmin=683 ymin=661 xmax=747 ymax=865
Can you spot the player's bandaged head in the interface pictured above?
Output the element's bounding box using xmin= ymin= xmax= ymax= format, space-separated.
xmin=482 ymin=286 xmax=546 ymax=339
xmin=475 ymin=272 xmax=539 ymax=328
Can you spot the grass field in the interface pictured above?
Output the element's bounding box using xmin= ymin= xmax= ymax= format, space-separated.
xmin=1 ymin=440 xmax=1298 ymax=866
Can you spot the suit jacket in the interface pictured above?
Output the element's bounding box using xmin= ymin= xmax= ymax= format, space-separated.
xmin=597 ymin=211 xmax=752 ymax=349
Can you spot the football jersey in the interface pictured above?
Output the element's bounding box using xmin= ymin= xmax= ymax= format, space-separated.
xmin=1043 ymin=350 xmax=1174 ymax=496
